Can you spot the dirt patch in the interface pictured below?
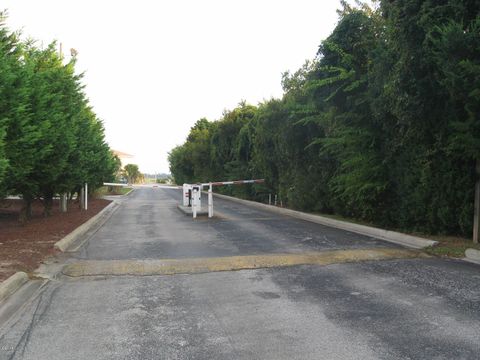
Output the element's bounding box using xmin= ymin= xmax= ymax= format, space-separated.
xmin=0 ymin=198 xmax=111 ymax=282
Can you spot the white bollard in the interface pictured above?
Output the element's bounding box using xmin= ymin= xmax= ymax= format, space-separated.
xmin=208 ymin=183 xmax=213 ymax=218
xmin=192 ymin=189 xmax=198 ymax=219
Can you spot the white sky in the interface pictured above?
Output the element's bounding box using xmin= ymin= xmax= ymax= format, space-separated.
xmin=2 ymin=0 xmax=341 ymax=174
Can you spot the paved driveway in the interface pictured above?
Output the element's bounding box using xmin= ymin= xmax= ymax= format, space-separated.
xmin=0 ymin=186 xmax=479 ymax=359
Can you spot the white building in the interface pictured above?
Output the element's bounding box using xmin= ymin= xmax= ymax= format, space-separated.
xmin=112 ymin=150 xmax=135 ymax=168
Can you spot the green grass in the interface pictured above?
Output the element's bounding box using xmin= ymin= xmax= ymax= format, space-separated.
xmin=424 ymin=235 xmax=480 ymax=258
xmin=95 ymin=186 xmax=132 ymax=196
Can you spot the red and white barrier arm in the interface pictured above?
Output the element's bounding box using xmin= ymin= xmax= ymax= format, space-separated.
xmin=103 ymin=182 xmax=129 ymax=187
xmin=201 ymin=179 xmax=264 ymax=187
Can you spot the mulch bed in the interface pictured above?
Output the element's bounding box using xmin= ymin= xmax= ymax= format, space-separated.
xmin=0 ymin=197 xmax=111 ymax=282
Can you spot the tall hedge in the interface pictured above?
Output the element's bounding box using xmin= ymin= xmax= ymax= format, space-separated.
xmin=170 ymin=1 xmax=479 ymax=237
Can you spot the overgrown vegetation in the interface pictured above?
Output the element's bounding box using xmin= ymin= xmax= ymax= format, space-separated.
xmin=123 ymin=164 xmax=142 ymax=184
xmin=0 ymin=13 xmax=120 ymax=221
xmin=425 ymin=237 xmax=480 ymax=258
xmin=169 ymin=0 xmax=480 ymax=238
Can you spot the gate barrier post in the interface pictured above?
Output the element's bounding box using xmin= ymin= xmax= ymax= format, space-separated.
xmin=208 ymin=183 xmax=213 ymax=218
xmin=192 ymin=188 xmax=198 ymax=219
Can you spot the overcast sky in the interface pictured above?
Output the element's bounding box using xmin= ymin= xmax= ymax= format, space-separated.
xmin=2 ymin=0 xmax=341 ymax=174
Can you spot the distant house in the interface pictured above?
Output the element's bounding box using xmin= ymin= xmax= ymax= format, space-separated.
xmin=112 ymin=150 xmax=136 ymax=183
xmin=112 ymin=150 xmax=134 ymax=168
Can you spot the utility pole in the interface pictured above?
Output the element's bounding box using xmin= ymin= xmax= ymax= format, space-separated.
xmin=474 ymin=159 xmax=480 ymax=243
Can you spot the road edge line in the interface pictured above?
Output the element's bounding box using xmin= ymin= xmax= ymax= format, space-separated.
xmin=212 ymin=193 xmax=437 ymax=249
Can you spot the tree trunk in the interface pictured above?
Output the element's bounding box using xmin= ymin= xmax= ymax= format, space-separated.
xmin=19 ymin=196 xmax=33 ymax=223
xmin=43 ymin=190 xmax=54 ymax=217
xmin=60 ymin=193 xmax=68 ymax=213
xmin=80 ymin=187 xmax=85 ymax=209
xmin=71 ymin=187 xmax=81 ymax=207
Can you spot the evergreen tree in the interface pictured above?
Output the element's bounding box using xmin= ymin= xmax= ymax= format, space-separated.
xmin=0 ymin=13 xmax=121 ymax=220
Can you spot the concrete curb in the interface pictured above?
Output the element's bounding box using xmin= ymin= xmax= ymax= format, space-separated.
xmin=0 ymin=272 xmax=28 ymax=303
xmin=212 ymin=193 xmax=438 ymax=249
xmin=465 ymin=248 xmax=480 ymax=265
xmin=124 ymin=188 xmax=135 ymax=197
xmin=54 ymin=201 xmax=119 ymax=252
xmin=177 ymin=204 xmax=208 ymax=217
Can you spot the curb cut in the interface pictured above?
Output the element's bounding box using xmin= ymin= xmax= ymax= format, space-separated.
xmin=465 ymin=248 xmax=480 ymax=265
xmin=0 ymin=272 xmax=28 ymax=303
xmin=54 ymin=201 xmax=119 ymax=252
xmin=212 ymin=193 xmax=438 ymax=249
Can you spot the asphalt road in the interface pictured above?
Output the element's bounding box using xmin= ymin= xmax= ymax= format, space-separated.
xmin=1 ymin=186 xmax=479 ymax=359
